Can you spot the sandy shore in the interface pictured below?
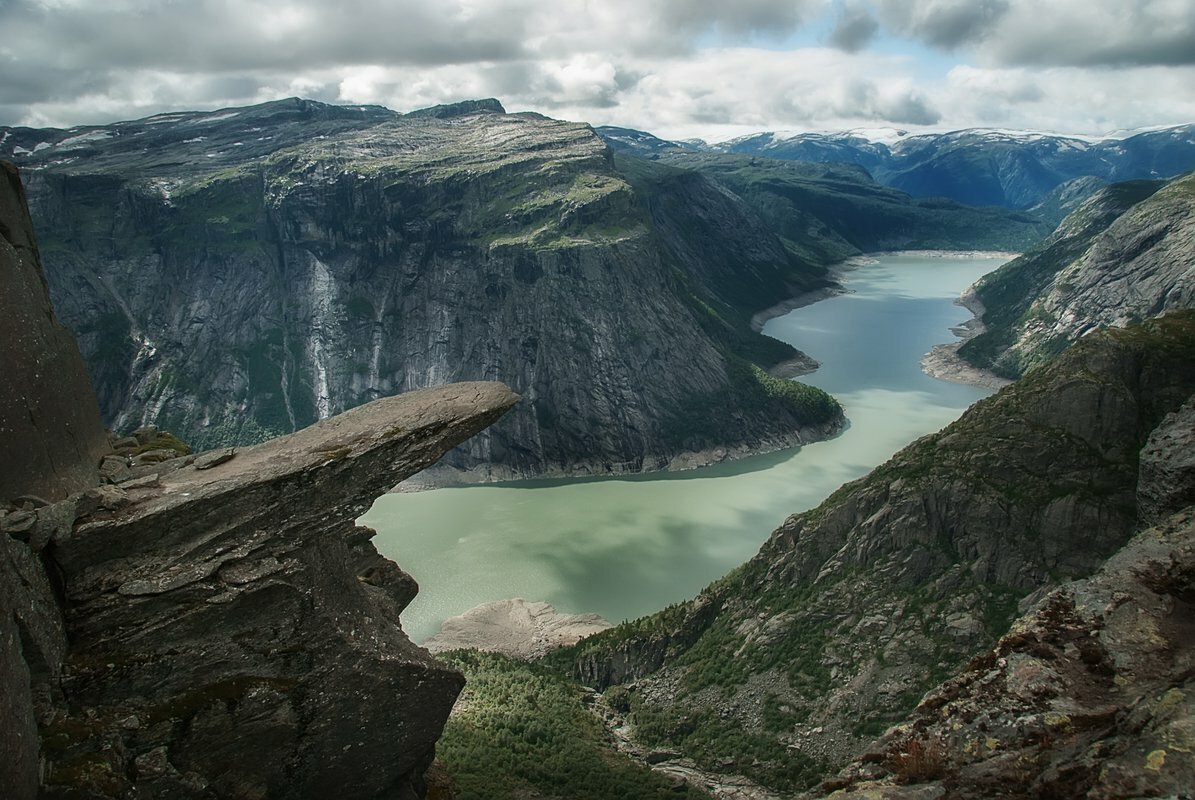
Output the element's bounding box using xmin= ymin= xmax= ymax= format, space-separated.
xmin=422 ymin=598 xmax=612 ymax=659
xmin=920 ymin=285 xmax=1014 ymax=391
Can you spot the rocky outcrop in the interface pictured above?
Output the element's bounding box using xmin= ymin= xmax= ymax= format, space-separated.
xmin=423 ymin=599 xmax=612 ymax=659
xmin=0 ymin=160 xmax=109 ymax=502
xmin=1138 ymin=397 xmax=1195 ymax=528
xmin=960 ymin=174 xmax=1194 ymax=377
xmin=33 ymin=382 xmax=517 ymax=798
xmin=3 ymin=154 xmax=519 ymax=798
xmin=563 ymin=312 xmax=1195 ymax=792
xmin=8 ymin=98 xmax=841 ymax=482
xmin=812 ymin=507 xmax=1195 ymax=799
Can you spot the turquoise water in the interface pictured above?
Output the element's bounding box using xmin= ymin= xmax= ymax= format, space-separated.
xmin=363 ymin=253 xmax=1008 ymax=642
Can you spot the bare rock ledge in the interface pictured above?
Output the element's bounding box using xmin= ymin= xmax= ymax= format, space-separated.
xmin=40 ymin=381 xmax=519 ymax=800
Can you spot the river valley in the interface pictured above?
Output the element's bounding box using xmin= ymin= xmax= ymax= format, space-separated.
xmin=364 ymin=253 xmax=1010 ymax=643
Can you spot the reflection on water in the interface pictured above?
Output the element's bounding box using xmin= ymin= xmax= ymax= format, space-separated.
xmin=363 ymin=253 xmax=1009 ymax=642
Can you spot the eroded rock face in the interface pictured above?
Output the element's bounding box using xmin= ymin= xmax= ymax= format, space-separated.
xmin=814 ymin=508 xmax=1195 ymax=799
xmin=38 ymin=382 xmax=519 ymax=799
xmin=961 ymin=173 xmax=1195 ymax=378
xmin=0 ymin=160 xmax=109 ymax=503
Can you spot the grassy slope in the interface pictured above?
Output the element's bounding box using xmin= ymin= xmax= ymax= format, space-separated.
xmin=436 ymin=651 xmax=710 ymax=800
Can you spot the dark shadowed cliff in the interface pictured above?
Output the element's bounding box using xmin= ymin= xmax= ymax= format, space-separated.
xmin=0 ymin=161 xmax=109 ymax=502
xmin=6 ymin=98 xmax=842 ymax=482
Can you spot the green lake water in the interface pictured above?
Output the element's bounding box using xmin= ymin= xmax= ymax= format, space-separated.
xmin=363 ymin=253 xmax=1009 ymax=642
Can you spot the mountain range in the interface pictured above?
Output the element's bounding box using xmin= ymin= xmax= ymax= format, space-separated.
xmin=599 ymin=123 xmax=1195 ymax=210
xmin=4 ymin=98 xmax=1044 ymax=481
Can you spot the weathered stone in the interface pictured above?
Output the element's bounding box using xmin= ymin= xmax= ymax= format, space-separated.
xmin=0 ymin=160 xmax=110 ymax=503
xmin=130 ymin=448 xmax=178 ymax=466
xmin=192 ymin=447 xmax=235 ymax=470
xmin=116 ymin=474 xmax=160 ymax=491
xmin=44 ymin=381 xmax=519 ymax=799
xmin=1 ymin=535 xmax=67 ymax=800
xmin=109 ymin=436 xmax=139 ymax=451
xmin=1138 ymin=397 xmax=1195 ymax=526
xmin=813 ymin=510 xmax=1195 ymax=799
xmin=132 ymin=426 xmax=159 ymax=445
xmin=98 ymin=454 xmax=132 ymax=484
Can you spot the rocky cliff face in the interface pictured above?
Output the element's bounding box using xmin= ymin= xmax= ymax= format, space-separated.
xmin=815 ymin=458 xmax=1195 ymax=797
xmin=960 ymin=173 xmax=1194 ymax=378
xmin=6 ymin=98 xmax=841 ymax=482
xmin=0 ymin=160 xmax=109 ymax=502
xmin=1 ymin=159 xmax=520 ymax=798
xmin=38 ymin=382 xmax=517 ymax=799
xmin=560 ymin=312 xmax=1195 ymax=793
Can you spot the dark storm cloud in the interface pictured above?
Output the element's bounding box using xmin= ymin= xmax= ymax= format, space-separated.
xmin=829 ymin=3 xmax=880 ymax=52
xmin=872 ymin=0 xmax=1195 ymax=68
xmin=654 ymin=0 xmax=823 ymax=37
xmin=991 ymin=5 xmax=1195 ymax=67
xmin=875 ymin=0 xmax=1010 ymax=49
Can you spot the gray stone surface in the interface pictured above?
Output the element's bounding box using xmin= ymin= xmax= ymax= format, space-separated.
xmin=1138 ymin=397 xmax=1195 ymax=526
xmin=813 ymin=508 xmax=1195 ymax=799
xmin=0 ymin=160 xmax=109 ymax=503
xmin=40 ymin=381 xmax=518 ymax=798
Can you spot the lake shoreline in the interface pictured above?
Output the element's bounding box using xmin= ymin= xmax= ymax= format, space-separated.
xmin=920 ymin=285 xmax=1015 ymax=391
xmin=394 ymin=250 xmax=1011 ymax=492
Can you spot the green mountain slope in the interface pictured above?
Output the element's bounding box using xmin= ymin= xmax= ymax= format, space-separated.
xmin=960 ymin=173 xmax=1193 ymax=378
xmin=554 ymin=312 xmax=1195 ymax=793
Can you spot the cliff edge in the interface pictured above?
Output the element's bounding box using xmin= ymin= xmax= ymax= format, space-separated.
xmin=1 ymin=159 xmax=520 ymax=800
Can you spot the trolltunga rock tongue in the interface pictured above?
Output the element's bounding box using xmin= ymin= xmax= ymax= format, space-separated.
xmin=44 ymin=381 xmax=519 ymax=799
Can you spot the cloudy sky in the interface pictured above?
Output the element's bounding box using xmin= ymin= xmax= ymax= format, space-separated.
xmin=2 ymin=0 xmax=1194 ymax=140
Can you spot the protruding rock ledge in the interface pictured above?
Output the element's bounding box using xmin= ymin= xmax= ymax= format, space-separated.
xmin=40 ymin=382 xmax=519 ymax=800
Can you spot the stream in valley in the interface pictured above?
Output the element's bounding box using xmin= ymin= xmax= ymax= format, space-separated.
xmin=363 ymin=252 xmax=1010 ymax=642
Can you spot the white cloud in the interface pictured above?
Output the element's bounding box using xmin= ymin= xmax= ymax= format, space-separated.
xmin=0 ymin=0 xmax=1192 ymax=139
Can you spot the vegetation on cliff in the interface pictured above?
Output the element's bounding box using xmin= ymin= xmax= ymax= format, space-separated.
xmin=436 ymin=651 xmax=710 ymax=800
xmin=551 ymin=311 xmax=1195 ymax=793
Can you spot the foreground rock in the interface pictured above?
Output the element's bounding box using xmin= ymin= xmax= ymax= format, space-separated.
xmin=813 ymin=507 xmax=1195 ymax=799
xmin=0 ymin=160 xmax=109 ymax=503
xmin=34 ymin=382 xmax=517 ymax=799
xmin=424 ymin=598 xmax=612 ymax=659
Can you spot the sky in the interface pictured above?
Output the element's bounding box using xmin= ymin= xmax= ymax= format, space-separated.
xmin=2 ymin=0 xmax=1194 ymax=141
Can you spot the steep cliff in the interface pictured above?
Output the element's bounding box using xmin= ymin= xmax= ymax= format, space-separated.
xmin=7 ymin=98 xmax=840 ymax=482
xmin=1 ymin=159 xmax=521 ymax=798
xmin=0 ymin=161 xmax=110 ymax=502
xmin=38 ymin=382 xmax=518 ymax=799
xmin=960 ymin=172 xmax=1194 ymax=377
xmin=559 ymin=312 xmax=1195 ymax=793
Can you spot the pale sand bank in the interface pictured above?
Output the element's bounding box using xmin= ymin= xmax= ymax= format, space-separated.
xmin=422 ymin=598 xmax=612 ymax=659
